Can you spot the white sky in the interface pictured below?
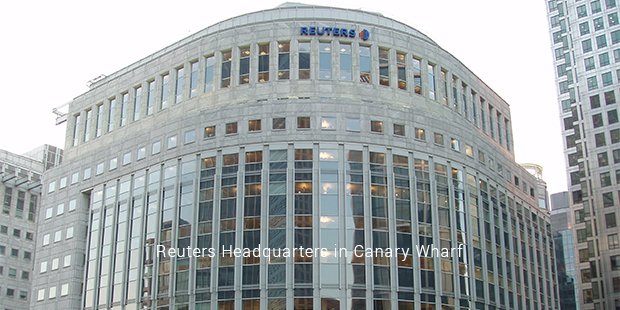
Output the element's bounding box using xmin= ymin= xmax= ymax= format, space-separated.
xmin=0 ymin=0 xmax=566 ymax=194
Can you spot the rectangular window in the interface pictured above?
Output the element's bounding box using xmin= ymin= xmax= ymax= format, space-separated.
xmin=297 ymin=116 xmax=310 ymax=129
xmin=360 ymin=45 xmax=371 ymax=83
xmin=603 ymin=72 xmax=614 ymax=86
xmin=82 ymin=110 xmax=91 ymax=142
xmin=319 ymin=42 xmax=331 ymax=80
xmin=205 ymin=55 xmax=215 ymax=92
xmin=606 ymin=213 xmax=617 ymax=228
xmin=585 ymin=57 xmax=596 ymax=70
xmin=258 ymin=43 xmax=269 ymax=82
xmin=248 ymin=119 xmax=262 ymax=132
xmin=392 ymin=52 xmax=405 ymax=90
xmin=612 ymin=30 xmax=620 ymax=44
xmin=370 ymin=120 xmax=384 ymax=133
xmin=133 ymin=86 xmax=142 ymax=121
xmin=239 ymin=46 xmax=250 ymax=84
xmin=577 ymin=4 xmax=588 ymax=17
xmin=95 ymin=104 xmax=104 ymax=138
xmin=412 ymin=57 xmax=422 ymax=94
xmin=600 ymin=52 xmax=610 ymax=67
xmin=340 ymin=43 xmax=352 ymax=80
xmin=120 ymin=93 xmax=128 ymax=127
xmin=226 ymin=122 xmax=238 ymax=135
xmin=147 ymin=80 xmax=155 ymax=115
xmin=393 ymin=123 xmax=405 ymax=136
xmin=272 ymin=117 xmax=286 ymax=130
xmin=161 ymin=73 xmax=170 ymax=109
xmin=176 ymin=66 xmax=185 ymax=103
xmin=428 ymin=63 xmax=436 ymax=100
xmin=299 ymin=42 xmax=311 ymax=80
xmin=583 ymin=39 xmax=593 ymax=53
xmin=415 ymin=128 xmax=426 ymax=140
xmin=451 ymin=138 xmax=460 ymax=151
xmin=72 ymin=114 xmax=81 ymax=146
xmin=221 ymin=50 xmax=232 ymax=88
xmin=346 ymin=118 xmax=360 ymax=132
xmin=379 ymin=47 xmax=389 ymax=86
xmin=580 ymin=22 xmax=590 ymax=35
xmin=278 ymin=42 xmax=290 ymax=80
xmin=596 ymin=34 xmax=607 ymax=48
xmin=434 ymin=132 xmax=444 ymax=145
xmin=204 ymin=125 xmax=215 ymax=138
xmin=190 ymin=61 xmax=199 ymax=98
xmin=321 ymin=116 xmax=336 ymax=130
xmin=107 ymin=97 xmax=116 ymax=132
xmin=587 ymin=76 xmax=599 ymax=90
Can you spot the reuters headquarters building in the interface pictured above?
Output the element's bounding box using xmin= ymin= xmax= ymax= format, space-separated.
xmin=31 ymin=3 xmax=558 ymax=310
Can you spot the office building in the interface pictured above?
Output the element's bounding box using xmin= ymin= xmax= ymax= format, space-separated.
xmin=550 ymin=192 xmax=580 ymax=310
xmin=546 ymin=0 xmax=620 ymax=308
xmin=34 ymin=3 xmax=557 ymax=309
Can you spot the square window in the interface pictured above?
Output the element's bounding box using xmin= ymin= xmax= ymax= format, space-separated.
xmin=11 ymin=248 xmax=18 ymax=257
xmin=137 ymin=147 xmax=146 ymax=160
xmin=346 ymin=118 xmax=361 ymax=132
xmin=248 ymin=119 xmax=262 ymax=132
xmin=321 ymin=117 xmax=337 ymax=130
xmin=393 ymin=123 xmax=405 ymax=136
xmin=122 ymin=152 xmax=132 ymax=165
xmin=607 ymin=213 xmax=618 ymax=228
xmin=13 ymin=228 xmax=20 ymax=238
xmin=272 ymin=118 xmax=286 ymax=130
xmin=415 ymin=128 xmax=426 ymax=140
xmin=167 ymin=135 xmax=177 ymax=149
xmin=370 ymin=120 xmax=384 ymax=133
xmin=434 ymin=133 xmax=444 ymax=145
xmin=596 ymin=132 xmax=607 ymax=147
xmin=596 ymin=34 xmax=608 ymax=48
xmin=184 ymin=129 xmax=196 ymax=144
xmin=297 ymin=117 xmax=311 ymax=129
xmin=606 ymin=91 xmax=616 ymax=105
xmin=204 ymin=125 xmax=216 ymax=138
xmin=83 ymin=167 xmax=92 ymax=180
xmin=226 ymin=122 xmax=238 ymax=134
xmin=152 ymin=141 xmax=161 ymax=155
xmin=109 ymin=158 xmax=117 ymax=171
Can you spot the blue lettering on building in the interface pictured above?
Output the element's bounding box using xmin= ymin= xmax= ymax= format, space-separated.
xmin=300 ymin=26 xmax=369 ymax=40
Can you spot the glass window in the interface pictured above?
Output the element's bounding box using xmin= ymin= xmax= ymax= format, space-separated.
xmin=161 ymin=73 xmax=170 ymax=109
xmin=370 ymin=120 xmax=384 ymax=133
xmin=66 ymin=227 xmax=74 ymax=239
xmin=583 ymin=39 xmax=593 ymax=53
xmin=428 ymin=63 xmax=436 ymax=100
xmin=593 ymin=113 xmax=604 ymax=127
xmin=133 ymin=86 xmax=142 ymax=121
xmin=221 ymin=50 xmax=232 ymax=88
xmin=258 ymin=43 xmax=269 ymax=82
xmin=577 ymin=5 xmax=588 ymax=17
xmin=379 ymin=47 xmax=389 ymax=86
xmin=120 ymin=93 xmax=128 ymax=127
xmin=434 ymin=132 xmax=444 ymax=145
xmin=321 ymin=117 xmax=336 ymax=130
xmin=147 ymin=80 xmax=155 ymax=115
xmin=609 ymin=110 xmax=618 ymax=124
xmin=611 ymin=30 xmax=620 ymax=45
xmin=95 ymin=104 xmax=104 ymax=138
xmin=297 ymin=116 xmax=310 ymax=129
xmin=580 ymin=22 xmax=590 ymax=35
xmin=72 ymin=113 xmax=81 ymax=146
xmin=109 ymin=157 xmax=117 ymax=170
xmin=594 ymin=17 xmax=605 ymax=31
xmin=204 ymin=125 xmax=216 ymax=138
xmin=319 ymin=42 xmax=332 ymax=80
xmin=610 ymin=13 xmax=619 ymax=26
xmin=451 ymin=138 xmax=460 ymax=151
xmin=465 ymin=145 xmax=474 ymax=157
xmin=585 ymin=57 xmax=596 ymax=70
xmin=107 ymin=97 xmax=116 ymax=132
xmin=393 ymin=123 xmax=405 ymax=136
xmin=600 ymin=52 xmax=610 ymax=66
xmin=608 ymin=0 xmax=617 ymax=8
xmin=606 ymin=213 xmax=617 ymax=228
xmin=587 ymin=76 xmax=598 ymax=90
xmin=299 ymin=42 xmax=311 ymax=80
xmin=592 ymin=0 xmax=602 ymax=13
xmin=339 ymin=42 xmax=352 ymax=80
xmin=603 ymin=72 xmax=614 ymax=86
xmin=176 ymin=66 xmax=185 ymax=103
xmin=190 ymin=61 xmax=199 ymax=98
xmin=122 ymin=151 xmax=132 ymax=165
xmin=248 ymin=119 xmax=262 ymax=132
xmin=239 ymin=46 xmax=250 ymax=84
xmin=167 ymin=136 xmax=177 ymax=149
xmin=205 ymin=55 xmax=215 ymax=92
xmin=412 ymin=57 xmax=422 ymax=94
xmin=360 ymin=45 xmax=371 ymax=83
xmin=152 ymin=140 xmax=161 ymax=155
xmin=272 ymin=117 xmax=286 ymax=130
xmin=137 ymin=147 xmax=146 ymax=160
xmin=346 ymin=118 xmax=360 ymax=132
xmin=226 ymin=122 xmax=238 ymax=134
xmin=415 ymin=128 xmax=426 ymax=140
xmin=597 ymin=34 xmax=608 ymax=48
xmin=184 ymin=129 xmax=196 ymax=144
xmin=278 ymin=42 xmax=290 ymax=80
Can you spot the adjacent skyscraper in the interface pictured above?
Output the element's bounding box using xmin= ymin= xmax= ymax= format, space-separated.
xmin=546 ymin=0 xmax=620 ymax=308
xmin=32 ymin=3 xmax=557 ymax=309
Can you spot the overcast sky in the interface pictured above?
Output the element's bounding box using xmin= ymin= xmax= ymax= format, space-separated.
xmin=0 ymin=0 xmax=565 ymax=194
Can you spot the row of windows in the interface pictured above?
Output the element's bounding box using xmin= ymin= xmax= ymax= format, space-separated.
xmin=44 ymin=199 xmax=76 ymax=219
xmin=1 ymin=185 xmax=38 ymax=221
xmin=576 ymin=0 xmax=617 ymax=19
xmin=586 ymin=70 xmax=620 ymax=91
xmin=582 ymin=48 xmax=620 ymax=70
xmin=70 ymin=41 xmax=512 ymax=152
xmin=36 ymin=283 xmax=70 ymax=301
xmin=41 ymin=226 xmax=74 ymax=246
xmin=39 ymin=254 xmax=72 ymax=274
xmin=0 ymin=265 xmax=30 ymax=280
xmin=53 ymin=113 xmax=533 ymax=201
xmin=0 ymin=286 xmax=28 ymax=301
xmin=0 ymin=225 xmax=34 ymax=240
xmin=0 ymin=245 xmax=32 ymax=260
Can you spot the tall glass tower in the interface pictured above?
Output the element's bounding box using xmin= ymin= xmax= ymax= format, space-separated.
xmin=546 ymin=0 xmax=620 ymax=308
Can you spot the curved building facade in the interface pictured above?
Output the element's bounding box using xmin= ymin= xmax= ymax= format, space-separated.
xmin=32 ymin=3 xmax=558 ymax=310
